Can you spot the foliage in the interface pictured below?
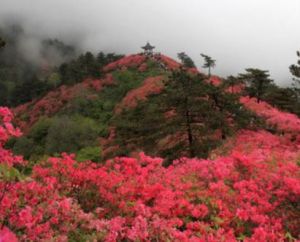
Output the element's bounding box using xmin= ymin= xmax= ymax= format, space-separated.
xmin=45 ymin=115 xmax=99 ymax=155
xmin=11 ymin=75 xmax=49 ymax=106
xmin=238 ymin=68 xmax=274 ymax=103
xmin=59 ymin=52 xmax=124 ymax=86
xmin=0 ymin=37 xmax=5 ymax=48
xmin=264 ymin=84 xmax=300 ymax=116
xmin=114 ymin=69 xmax=252 ymax=162
xmin=289 ymin=50 xmax=300 ymax=113
xmin=289 ymin=50 xmax=300 ymax=88
xmin=0 ymin=25 xmax=78 ymax=106
xmin=200 ymin=53 xmax=216 ymax=76
xmin=1 ymin=94 xmax=300 ymax=241
xmin=76 ymin=146 xmax=102 ymax=163
xmin=177 ymin=52 xmax=195 ymax=68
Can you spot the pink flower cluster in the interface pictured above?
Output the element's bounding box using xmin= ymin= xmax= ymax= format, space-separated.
xmin=115 ymin=76 xmax=165 ymax=114
xmin=0 ymin=108 xmax=22 ymax=167
xmin=103 ymin=55 xmax=146 ymax=72
xmin=241 ymin=96 xmax=300 ymax=133
xmin=1 ymin=105 xmax=299 ymax=241
xmin=159 ymin=54 xmax=181 ymax=70
xmin=13 ymin=76 xmax=115 ymax=133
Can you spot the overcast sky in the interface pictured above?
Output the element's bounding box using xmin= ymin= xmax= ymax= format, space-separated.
xmin=1 ymin=0 xmax=300 ymax=85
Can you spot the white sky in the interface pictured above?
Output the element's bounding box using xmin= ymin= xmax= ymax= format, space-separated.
xmin=1 ymin=0 xmax=300 ymax=85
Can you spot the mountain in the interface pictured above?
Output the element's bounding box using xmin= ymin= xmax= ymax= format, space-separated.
xmin=0 ymin=52 xmax=299 ymax=241
xmin=10 ymin=52 xmax=300 ymax=162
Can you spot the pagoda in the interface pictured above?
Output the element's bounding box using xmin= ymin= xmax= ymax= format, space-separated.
xmin=141 ymin=42 xmax=155 ymax=55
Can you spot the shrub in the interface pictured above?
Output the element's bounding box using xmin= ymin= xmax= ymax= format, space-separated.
xmin=45 ymin=115 xmax=99 ymax=154
xmin=76 ymin=146 xmax=102 ymax=163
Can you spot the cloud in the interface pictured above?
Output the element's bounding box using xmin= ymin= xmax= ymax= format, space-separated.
xmin=0 ymin=0 xmax=300 ymax=85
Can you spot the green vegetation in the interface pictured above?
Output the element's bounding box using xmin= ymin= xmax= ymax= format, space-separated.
xmin=200 ymin=53 xmax=216 ymax=77
xmin=58 ymin=51 xmax=123 ymax=85
xmin=12 ymin=116 xmax=100 ymax=160
xmin=238 ymin=68 xmax=274 ymax=103
xmin=177 ymin=52 xmax=195 ymax=68
xmin=114 ymin=65 xmax=254 ymax=163
xmin=76 ymin=146 xmax=102 ymax=162
xmin=0 ymin=25 xmax=124 ymax=106
xmin=0 ymin=37 xmax=5 ymax=48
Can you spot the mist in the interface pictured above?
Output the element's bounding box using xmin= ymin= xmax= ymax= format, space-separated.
xmin=1 ymin=0 xmax=300 ymax=85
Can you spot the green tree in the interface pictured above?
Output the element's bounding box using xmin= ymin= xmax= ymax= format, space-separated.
xmin=264 ymin=85 xmax=300 ymax=116
xmin=12 ymin=137 xmax=34 ymax=160
xmin=0 ymin=37 xmax=5 ymax=49
xmin=11 ymin=75 xmax=48 ymax=106
xmin=289 ymin=50 xmax=300 ymax=100
xmin=0 ymin=82 xmax=8 ymax=105
xmin=177 ymin=52 xmax=195 ymax=68
xmin=224 ymin=75 xmax=244 ymax=93
xmin=45 ymin=116 xmax=99 ymax=155
xmin=239 ymin=68 xmax=274 ymax=103
xmin=114 ymin=68 xmax=251 ymax=161
xmin=200 ymin=53 xmax=216 ymax=77
xmin=76 ymin=146 xmax=102 ymax=163
xmin=46 ymin=72 xmax=61 ymax=89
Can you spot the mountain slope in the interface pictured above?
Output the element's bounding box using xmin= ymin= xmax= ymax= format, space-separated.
xmin=11 ymin=53 xmax=300 ymax=163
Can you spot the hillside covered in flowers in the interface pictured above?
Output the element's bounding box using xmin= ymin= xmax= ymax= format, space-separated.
xmin=0 ymin=53 xmax=299 ymax=241
xmin=1 ymin=95 xmax=300 ymax=241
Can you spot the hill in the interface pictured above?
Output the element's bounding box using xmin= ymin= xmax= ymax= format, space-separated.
xmin=9 ymin=53 xmax=300 ymax=162
xmin=0 ymin=52 xmax=299 ymax=241
xmin=11 ymin=54 xmax=244 ymax=160
xmin=0 ymin=92 xmax=299 ymax=241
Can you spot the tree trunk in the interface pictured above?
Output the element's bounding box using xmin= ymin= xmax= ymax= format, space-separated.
xmin=185 ymin=109 xmax=195 ymax=157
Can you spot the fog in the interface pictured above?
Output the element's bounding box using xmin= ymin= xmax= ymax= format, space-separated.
xmin=1 ymin=0 xmax=300 ymax=85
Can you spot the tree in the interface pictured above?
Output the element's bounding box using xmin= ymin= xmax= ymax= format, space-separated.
xmin=45 ymin=116 xmax=99 ymax=155
xmin=11 ymin=75 xmax=48 ymax=106
xmin=0 ymin=83 xmax=8 ymax=106
xmin=177 ymin=52 xmax=195 ymax=68
xmin=163 ymin=68 xmax=213 ymax=157
xmin=289 ymin=50 xmax=300 ymax=100
xmin=224 ymin=75 xmax=243 ymax=93
xmin=114 ymin=69 xmax=213 ymax=159
xmin=0 ymin=37 xmax=5 ymax=49
xmin=114 ymin=68 xmax=251 ymax=161
xmin=200 ymin=53 xmax=216 ymax=77
xmin=58 ymin=52 xmax=124 ymax=86
xmin=238 ymin=68 xmax=274 ymax=103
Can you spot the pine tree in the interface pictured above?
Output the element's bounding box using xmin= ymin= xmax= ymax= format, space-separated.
xmin=289 ymin=50 xmax=300 ymax=100
xmin=200 ymin=53 xmax=216 ymax=77
xmin=177 ymin=52 xmax=195 ymax=68
xmin=238 ymin=68 xmax=273 ymax=103
xmin=114 ymin=68 xmax=251 ymax=162
xmin=163 ymin=68 xmax=211 ymax=157
xmin=0 ymin=37 xmax=5 ymax=49
xmin=11 ymin=75 xmax=47 ymax=106
xmin=264 ymin=85 xmax=299 ymax=116
xmin=225 ymin=75 xmax=243 ymax=93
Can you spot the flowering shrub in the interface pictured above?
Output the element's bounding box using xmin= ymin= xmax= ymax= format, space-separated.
xmin=2 ymin=55 xmax=300 ymax=241
xmin=159 ymin=54 xmax=181 ymax=70
xmin=103 ymin=54 xmax=146 ymax=72
xmin=115 ymin=76 xmax=165 ymax=113
xmin=1 ymin=106 xmax=299 ymax=241
xmin=13 ymin=76 xmax=115 ymax=133
xmin=241 ymin=96 xmax=300 ymax=133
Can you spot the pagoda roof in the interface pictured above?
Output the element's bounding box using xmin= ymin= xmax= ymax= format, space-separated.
xmin=142 ymin=42 xmax=155 ymax=50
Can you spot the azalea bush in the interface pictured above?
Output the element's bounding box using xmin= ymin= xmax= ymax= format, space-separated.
xmin=0 ymin=106 xmax=300 ymax=241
